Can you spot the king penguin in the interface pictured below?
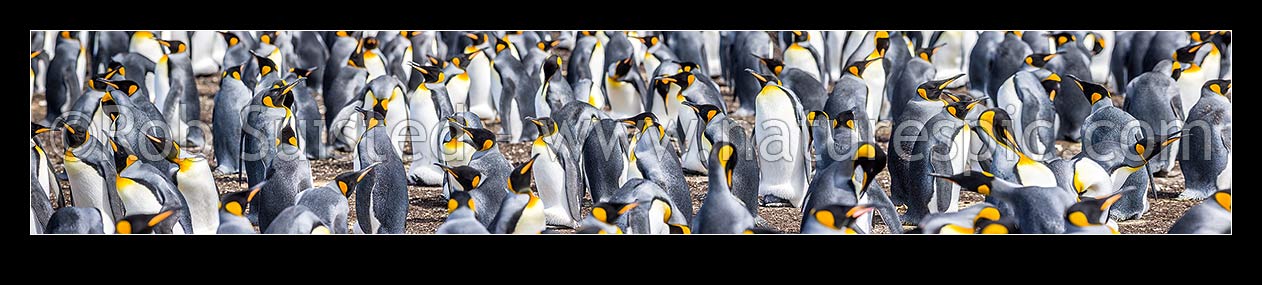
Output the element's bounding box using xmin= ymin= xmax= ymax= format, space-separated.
xmin=577 ymin=202 xmax=638 ymax=234
xmin=1122 ymin=60 xmax=1184 ymax=176
xmin=352 ymin=108 xmax=410 ymax=234
xmin=61 ymin=119 xmax=125 ymax=225
xmin=43 ymin=31 xmax=82 ymax=126
xmin=45 ymin=207 xmax=111 ymax=234
xmin=527 ymin=117 xmax=584 ymax=228
xmin=325 ymin=36 xmax=370 ymax=152
xmin=749 ymin=71 xmax=811 ymax=208
xmin=825 ymin=58 xmax=879 ymax=142
xmin=436 ymin=190 xmax=490 ymax=234
xmin=782 ymin=31 xmax=826 ymax=83
xmin=1064 ymin=190 xmax=1128 ymax=234
xmin=254 ymin=114 xmax=313 ymax=232
xmin=460 ymin=33 xmax=497 ymax=119
xmin=218 ymin=186 xmax=261 ymax=234
xmin=931 ymin=170 xmax=1076 ymax=234
xmin=263 ymin=205 xmax=331 ymax=234
xmin=567 ymin=31 xmax=607 ymax=109
xmin=404 ymin=63 xmax=452 ymax=186
xmin=802 ymin=204 xmax=874 ymax=234
xmin=114 ymin=207 xmax=182 ymax=234
xmin=624 ymin=112 xmax=693 ymax=222
xmin=583 ymin=118 xmax=631 ymax=204
xmin=697 ymin=104 xmax=763 ymax=223
xmin=1178 ymin=80 xmax=1231 ymax=200
xmin=361 ymin=75 xmax=410 ymax=161
xmin=1168 ymin=190 xmax=1231 ymax=234
xmin=297 ymin=164 xmax=377 ymax=234
xmin=914 ymin=202 xmax=1002 ymax=234
xmin=241 ymin=80 xmax=302 ymax=187
xmin=727 ymin=31 xmax=773 ymax=117
xmin=145 ymin=134 xmax=220 ymax=234
xmin=692 ymin=142 xmax=756 ymax=234
xmin=154 ymin=39 xmax=204 ymax=148
xmin=605 ymin=57 xmax=647 ymax=118
xmin=489 ymin=155 xmax=547 ymax=234
xmin=211 ymin=65 xmax=251 ymax=174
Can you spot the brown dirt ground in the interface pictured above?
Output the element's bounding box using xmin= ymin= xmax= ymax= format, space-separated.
xmin=31 ymin=60 xmax=1199 ymax=235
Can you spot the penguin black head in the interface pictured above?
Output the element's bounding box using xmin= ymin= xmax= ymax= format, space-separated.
xmin=347 ymin=38 xmax=367 ymax=68
xmin=424 ymin=55 xmax=447 ymax=69
xmin=808 ymin=204 xmax=874 ymax=234
xmin=218 ymin=31 xmax=241 ymax=47
xmin=464 ymin=32 xmax=488 ymax=46
xmin=460 ymin=127 xmax=497 ymax=152
xmin=916 ymin=44 xmax=945 ymax=63
xmin=1131 ymin=131 xmax=1182 ymax=166
xmin=406 ymin=61 xmax=445 ymax=84
xmin=633 ymin=35 xmax=662 ymax=48
xmin=744 ymin=68 xmax=781 ymax=88
xmin=535 ymin=39 xmax=560 ymax=51
xmin=60 ymin=120 xmax=91 ymax=149
xmin=450 ymin=48 xmax=484 ymax=70
xmin=435 ymin=163 xmax=483 ymax=191
xmin=942 ymin=96 xmax=973 ymax=120
xmin=682 ymin=101 xmax=723 ymax=125
xmin=712 ymin=142 xmax=739 ymax=188
xmin=58 ymin=31 xmax=79 ymax=39
xmin=590 ymin=202 xmax=639 ymax=227
xmin=399 ymin=31 xmax=422 ymax=39
xmin=1202 ymin=79 xmax=1231 ymax=97
xmin=276 ymin=117 xmax=300 ymax=148
xmin=578 ymin=31 xmax=598 ymax=38
xmin=527 ymin=117 xmax=559 ymax=138
xmin=845 ymin=58 xmax=880 ymax=78
xmin=494 ymin=36 xmax=511 ymax=54
xmin=669 ymin=224 xmax=692 ymax=234
xmin=101 ymin=61 xmax=126 ymax=80
xmin=363 ymin=36 xmax=380 ymax=51
xmin=1066 ymin=189 xmax=1129 ymax=231
xmin=262 ymin=79 xmax=302 ymax=110
xmin=1213 ymin=190 xmax=1231 ymax=212
xmin=542 ymin=54 xmax=562 ymax=80
xmin=834 ymin=110 xmax=856 ymax=130
xmin=1172 ymin=41 xmax=1212 ymax=65
xmin=251 ymin=50 xmax=278 ymax=78
xmin=929 ymin=171 xmax=997 ymax=196
xmin=258 ymin=31 xmax=278 ymax=46
xmin=660 ymin=69 xmax=697 ymax=91
xmin=115 ymin=207 xmax=180 ymax=234
xmin=870 ymin=31 xmax=890 ymax=59
xmin=335 ymin=162 xmax=378 ymax=198
xmin=31 ymin=122 xmax=51 ymax=138
xmin=1041 ymin=73 xmax=1062 ymax=101
xmin=220 ymin=183 xmax=263 ymax=217
xmin=355 ymin=106 xmax=386 ymax=130
xmin=99 ymin=79 xmax=142 ymax=98
xmin=753 ymin=54 xmax=785 ymax=76
xmin=974 ymin=217 xmax=1015 ymax=234
xmin=142 ymin=133 xmax=182 ymax=163
xmin=1066 ymin=74 xmax=1110 ymax=105
xmin=447 ymin=190 xmax=476 ymax=215
xmin=107 ymin=137 xmax=136 ymax=174
xmin=1085 ymin=31 xmax=1106 ymax=55
xmin=1045 ymin=32 xmax=1077 ymax=48
xmin=611 ymin=57 xmax=635 ymax=80
xmin=507 ymin=154 xmax=539 ymax=194
xmin=289 ymin=66 xmax=319 ymax=79
xmin=1188 ymin=31 xmax=1212 ymax=43
xmin=853 ymin=142 xmax=886 ymax=195
xmin=221 ymin=64 xmax=244 ymax=81
xmin=977 ymin=108 xmax=1024 ymax=153
xmin=916 ymin=74 xmax=964 ymax=101
xmin=1024 ymin=53 xmax=1058 ymax=68
xmin=675 ymin=61 xmax=702 ymax=74
xmin=805 ymin=110 xmax=830 ymax=143
xmin=155 ymin=39 xmax=187 ymax=54
xmin=620 ymin=112 xmax=664 ymax=139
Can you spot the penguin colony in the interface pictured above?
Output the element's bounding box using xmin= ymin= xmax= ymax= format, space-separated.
xmin=29 ymin=30 xmax=1230 ymax=234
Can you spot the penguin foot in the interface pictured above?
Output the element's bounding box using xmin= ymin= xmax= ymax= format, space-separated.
xmin=1176 ymin=190 xmax=1213 ymax=201
xmin=759 ymin=195 xmax=793 ymax=207
xmin=213 ymin=166 xmax=240 ymax=175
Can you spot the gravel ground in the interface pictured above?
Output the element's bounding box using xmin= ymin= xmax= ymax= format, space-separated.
xmin=31 ymin=58 xmax=1200 ymax=235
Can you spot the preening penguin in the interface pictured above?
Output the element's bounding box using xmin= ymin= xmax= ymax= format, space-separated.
xmin=114 ymin=207 xmax=182 ymax=234
xmin=801 ymin=204 xmax=875 ymax=234
xmin=577 ymin=202 xmax=639 ymax=234
xmin=1064 ymin=190 xmax=1129 ymax=234
xmin=931 ymin=170 xmax=1076 ymax=234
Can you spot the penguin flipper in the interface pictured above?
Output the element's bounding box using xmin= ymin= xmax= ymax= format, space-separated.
xmin=866 ymin=184 xmax=904 ymax=234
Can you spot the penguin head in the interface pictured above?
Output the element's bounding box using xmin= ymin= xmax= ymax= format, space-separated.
xmin=449 ymin=49 xmax=483 ymax=70
xmin=682 ymin=101 xmax=723 ymax=125
xmin=1067 ymin=74 xmax=1111 ymax=105
xmin=632 ymin=35 xmax=662 ymax=48
xmin=31 ymin=122 xmax=50 ymax=138
xmin=1171 ymin=40 xmax=1213 ymax=68
xmin=1129 ymin=131 xmax=1182 ymax=167
xmin=363 ymin=36 xmax=380 ymax=51
xmin=609 ymin=57 xmax=635 ymax=81
xmin=915 ymin=44 xmax=945 ymax=63
xmin=258 ymin=31 xmax=278 ymax=46
xmin=99 ymin=78 xmax=142 ymax=98
xmin=669 ymin=224 xmax=692 ymax=234
xmin=916 ymin=74 xmax=964 ymax=101
xmin=853 ymin=142 xmax=887 ymax=195
xmin=535 ymin=39 xmax=561 ymax=52
xmin=461 ymin=127 xmax=498 ymax=152
xmin=526 ymin=117 xmax=559 ymax=138
xmin=808 ymin=204 xmax=874 ymax=234
xmin=744 ymin=68 xmax=781 ymax=88
xmin=658 ymin=69 xmax=696 ymax=95
xmin=1213 ymin=190 xmax=1232 ymax=212
xmin=1024 ymin=53 xmax=1058 ymax=68
xmin=621 ymin=112 xmax=665 ymax=140
xmin=1084 ymin=31 xmax=1106 ymax=56
xmin=806 ymin=110 xmax=831 ymax=129
xmin=869 ymin=31 xmax=890 ymax=59
xmin=347 ymin=38 xmax=367 ymax=68
xmin=115 ymin=207 xmax=180 ymax=234
xmin=929 ymin=171 xmax=997 ymax=196
xmin=106 ymin=136 xmax=138 ymax=175
xmin=1066 ymin=189 xmax=1129 ymax=231
xmin=507 ymin=154 xmax=539 ymax=194
xmin=788 ymin=31 xmax=810 ymax=44
xmin=220 ymin=184 xmax=263 ymax=217
xmin=288 ymin=66 xmax=319 ymax=79
xmin=424 ymin=55 xmax=448 ymax=69
xmin=493 ymin=36 xmax=512 ymax=55
xmin=276 ymin=116 xmax=300 ymax=148
xmin=974 ymin=217 xmax=1015 ymax=234
xmin=251 ymin=50 xmax=279 ymax=78
xmin=1041 ymin=72 xmax=1062 ymax=101
xmin=356 ymin=106 xmax=387 ymax=130
xmin=1202 ymin=79 xmax=1231 ymax=97
xmin=834 ymin=110 xmax=857 ymax=130
xmin=142 ymin=133 xmax=182 ymax=164
xmin=104 ymin=61 xmax=127 ymax=80
xmin=406 ymin=61 xmax=445 ymax=84
xmin=753 ymin=54 xmax=785 ymax=76
xmin=845 ymin=58 xmax=880 ymax=78
xmin=218 ymin=31 xmax=241 ymax=47
xmin=155 ymin=39 xmax=187 ymax=54
xmin=447 ymin=189 xmax=476 ymax=215
xmin=590 ymin=202 xmax=639 ymax=228
xmin=1188 ymin=31 xmax=1213 ymax=44
xmin=944 ymin=95 xmax=985 ymax=120
xmin=542 ymin=54 xmax=562 ymax=81
xmin=676 ymin=61 xmax=702 ymax=75
xmin=1045 ymin=32 xmax=1077 ymax=48
xmin=435 ymin=163 xmax=483 ymax=191
xmin=335 ymin=162 xmax=379 ymax=198
xmin=711 ymin=142 xmax=739 ymax=188
xmin=977 ymin=108 xmax=1025 ymax=154
xmin=221 ymin=64 xmax=245 ymax=82
xmin=261 ymin=79 xmax=301 ymax=110
xmin=60 ymin=120 xmax=91 ymax=149
xmin=58 ymin=31 xmax=79 ymax=40
xmin=464 ymin=32 xmax=489 ymax=47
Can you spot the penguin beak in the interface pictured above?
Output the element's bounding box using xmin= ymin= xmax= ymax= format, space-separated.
xmin=1100 ymin=190 xmax=1126 ymax=211
xmin=935 ymin=74 xmax=965 ymax=89
xmin=358 ymin=162 xmax=381 ymax=182
xmin=846 ymin=205 xmax=875 ymax=219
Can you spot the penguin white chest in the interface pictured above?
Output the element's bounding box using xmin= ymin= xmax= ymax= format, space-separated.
xmin=754 ymin=86 xmax=807 ymax=205
xmin=64 ymin=159 xmax=106 ymax=212
xmin=466 ymin=53 xmax=495 ymax=118
xmin=447 ymin=74 xmax=471 ymax=112
xmin=1016 ymin=158 xmax=1058 ymax=188
xmin=996 ymin=76 xmax=1023 ymax=135
xmin=1074 ymin=159 xmax=1112 ymax=198
xmin=605 ymin=78 xmax=643 ymax=118
xmin=1176 ymin=71 xmax=1206 ymax=117
xmin=513 ymin=196 xmax=546 ymax=234
xmin=532 ymin=142 xmax=567 ymax=214
xmin=588 ymin=42 xmax=606 ymax=94
xmin=365 ymin=52 xmax=387 ymax=82
xmin=154 ymin=57 xmax=171 ymax=109
xmin=648 ymin=199 xmax=670 ymax=234
xmin=862 ymin=60 xmax=886 ymax=129
xmin=534 ymin=81 xmax=552 ymax=117
xmin=177 ymin=162 xmax=220 ymax=234
xmin=117 ymin=178 xmax=162 ymax=215
xmin=784 ymin=45 xmax=821 ymax=81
